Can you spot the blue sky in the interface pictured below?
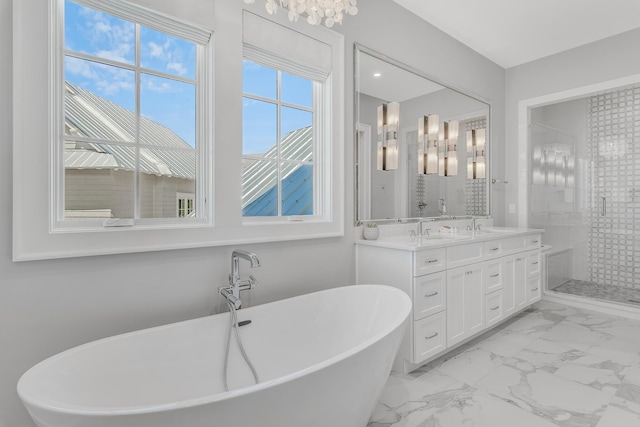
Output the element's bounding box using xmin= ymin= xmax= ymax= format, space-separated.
xmin=242 ymin=61 xmax=313 ymax=155
xmin=64 ymin=0 xmax=314 ymax=154
xmin=64 ymin=0 xmax=196 ymax=147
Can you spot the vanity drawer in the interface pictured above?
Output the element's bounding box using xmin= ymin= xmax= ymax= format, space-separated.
xmin=414 ymin=248 xmax=446 ymax=276
xmin=527 ymin=251 xmax=541 ymax=277
xmin=484 ymin=260 xmax=503 ymax=294
xmin=526 ymin=234 xmax=542 ymax=249
xmin=484 ymin=236 xmax=525 ymax=258
xmin=446 ymin=243 xmax=483 ymax=268
xmin=413 ymin=311 xmax=446 ymax=363
xmin=413 ymin=272 xmax=446 ymax=320
xmin=527 ymin=275 xmax=542 ymax=303
xmin=485 ymin=290 xmax=503 ymax=327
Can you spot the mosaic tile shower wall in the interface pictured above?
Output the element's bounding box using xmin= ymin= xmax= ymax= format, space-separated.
xmin=465 ymin=118 xmax=487 ymax=215
xmin=587 ymin=85 xmax=640 ymax=290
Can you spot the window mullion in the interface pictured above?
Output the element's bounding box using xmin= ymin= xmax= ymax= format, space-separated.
xmin=134 ymin=23 xmax=141 ymax=220
xmin=277 ymin=70 xmax=283 ymax=217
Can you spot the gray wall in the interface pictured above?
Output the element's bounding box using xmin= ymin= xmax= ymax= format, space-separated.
xmin=0 ymin=0 xmax=505 ymax=425
xmin=504 ymin=28 xmax=640 ymax=227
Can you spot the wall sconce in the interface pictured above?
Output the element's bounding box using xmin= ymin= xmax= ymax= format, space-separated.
xmin=565 ymin=154 xmax=575 ymax=188
xmin=377 ymin=102 xmax=400 ymax=171
xmin=438 ymin=120 xmax=459 ymax=176
xmin=532 ymin=146 xmax=545 ymax=185
xmin=417 ymin=114 xmax=439 ymax=174
xmin=467 ymin=128 xmax=486 ymax=179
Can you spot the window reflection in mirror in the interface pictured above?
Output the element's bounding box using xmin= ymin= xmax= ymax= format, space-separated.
xmin=355 ymin=45 xmax=491 ymax=224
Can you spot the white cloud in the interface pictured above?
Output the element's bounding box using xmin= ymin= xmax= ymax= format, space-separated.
xmin=65 ymin=56 xmax=99 ymax=80
xmin=76 ymin=4 xmax=134 ymax=60
xmin=144 ymin=78 xmax=174 ymax=94
xmin=96 ymin=78 xmax=134 ymax=96
xmin=93 ymin=21 xmax=112 ymax=35
xmin=148 ymin=41 xmax=166 ymax=59
xmin=167 ymin=62 xmax=187 ymax=76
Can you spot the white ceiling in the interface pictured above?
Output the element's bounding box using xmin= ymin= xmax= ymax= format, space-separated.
xmin=358 ymin=50 xmax=444 ymax=102
xmin=392 ymin=0 xmax=640 ymax=68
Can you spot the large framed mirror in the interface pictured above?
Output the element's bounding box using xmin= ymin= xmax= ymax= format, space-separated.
xmin=355 ymin=44 xmax=491 ymax=224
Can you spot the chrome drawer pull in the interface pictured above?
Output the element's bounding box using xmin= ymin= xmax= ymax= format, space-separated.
xmin=490 ymin=273 xmax=500 ymax=278
xmin=531 ymin=287 xmax=539 ymax=291
xmin=425 ymin=332 xmax=438 ymax=340
xmin=490 ymin=306 xmax=500 ymax=311
xmin=490 ymin=247 xmax=499 ymax=252
xmin=532 ymin=261 xmax=539 ymax=265
xmin=532 ymin=240 xmax=539 ymax=243
xmin=425 ymin=292 xmax=438 ymax=297
xmin=425 ymin=259 xmax=439 ymax=264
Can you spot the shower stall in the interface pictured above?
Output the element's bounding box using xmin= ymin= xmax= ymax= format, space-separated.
xmin=529 ymin=84 xmax=640 ymax=309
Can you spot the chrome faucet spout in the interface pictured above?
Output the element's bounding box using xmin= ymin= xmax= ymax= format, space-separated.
xmin=221 ymin=249 xmax=261 ymax=309
xmin=232 ymin=249 xmax=261 ymax=268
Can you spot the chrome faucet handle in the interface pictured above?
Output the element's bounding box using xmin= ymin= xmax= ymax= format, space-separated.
xmin=237 ymin=275 xmax=258 ymax=291
xmin=248 ymin=275 xmax=258 ymax=288
xmin=422 ymin=228 xmax=430 ymax=236
xmin=218 ymin=286 xmax=241 ymax=309
xmin=409 ymin=230 xmax=417 ymax=239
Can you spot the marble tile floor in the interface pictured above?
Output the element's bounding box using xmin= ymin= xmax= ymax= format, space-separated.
xmin=552 ymin=280 xmax=640 ymax=307
xmin=368 ymin=301 xmax=640 ymax=427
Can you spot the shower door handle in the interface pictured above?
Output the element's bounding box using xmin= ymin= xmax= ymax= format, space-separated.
xmin=601 ymin=197 xmax=606 ymax=217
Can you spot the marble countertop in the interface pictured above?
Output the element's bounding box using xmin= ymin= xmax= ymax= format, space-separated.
xmin=356 ymin=226 xmax=544 ymax=252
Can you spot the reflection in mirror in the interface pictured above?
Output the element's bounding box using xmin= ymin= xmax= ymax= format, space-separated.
xmin=355 ymin=45 xmax=491 ymax=224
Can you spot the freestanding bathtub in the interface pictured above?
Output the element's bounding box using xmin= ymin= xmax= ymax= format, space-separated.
xmin=18 ymin=284 xmax=411 ymax=427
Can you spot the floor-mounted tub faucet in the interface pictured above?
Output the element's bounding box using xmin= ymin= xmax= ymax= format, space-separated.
xmin=219 ymin=250 xmax=260 ymax=309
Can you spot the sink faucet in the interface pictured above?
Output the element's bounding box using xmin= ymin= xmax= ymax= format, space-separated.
xmin=219 ymin=250 xmax=260 ymax=309
xmin=468 ymin=217 xmax=482 ymax=231
xmin=416 ymin=219 xmax=433 ymax=237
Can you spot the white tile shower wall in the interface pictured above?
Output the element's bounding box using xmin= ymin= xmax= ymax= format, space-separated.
xmin=587 ymin=85 xmax=640 ymax=290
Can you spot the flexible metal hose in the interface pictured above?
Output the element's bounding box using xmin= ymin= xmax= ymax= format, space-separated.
xmin=223 ymin=299 xmax=259 ymax=391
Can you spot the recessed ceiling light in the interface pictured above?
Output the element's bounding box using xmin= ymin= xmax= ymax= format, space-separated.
xmin=373 ymin=72 xmax=382 ymax=78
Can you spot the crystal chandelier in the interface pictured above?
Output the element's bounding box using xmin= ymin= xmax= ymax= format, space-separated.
xmin=244 ymin=0 xmax=358 ymax=28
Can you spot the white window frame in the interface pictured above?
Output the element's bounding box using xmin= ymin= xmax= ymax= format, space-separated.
xmin=53 ymin=0 xmax=211 ymax=230
xmin=241 ymin=60 xmax=324 ymax=221
xmin=240 ymin=10 xmax=340 ymax=227
xmin=13 ymin=0 xmax=344 ymax=261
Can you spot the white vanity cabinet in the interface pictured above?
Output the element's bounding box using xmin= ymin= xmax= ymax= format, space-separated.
xmin=446 ymin=262 xmax=485 ymax=347
xmin=356 ymin=228 xmax=543 ymax=374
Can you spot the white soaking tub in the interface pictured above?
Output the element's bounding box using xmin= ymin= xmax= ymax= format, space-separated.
xmin=18 ymin=284 xmax=411 ymax=427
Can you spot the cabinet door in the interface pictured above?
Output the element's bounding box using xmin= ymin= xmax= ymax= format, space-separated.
xmin=446 ymin=263 xmax=484 ymax=347
xmin=514 ymin=254 xmax=528 ymax=311
xmin=527 ymin=251 xmax=541 ymax=277
xmin=485 ymin=259 xmax=503 ymax=294
xmin=413 ymin=311 xmax=446 ymax=362
xmin=466 ymin=263 xmax=485 ymax=338
xmin=413 ymin=272 xmax=447 ymax=320
xmin=527 ymin=275 xmax=542 ymax=303
xmin=485 ymin=290 xmax=503 ymax=327
xmin=502 ymin=255 xmax=517 ymax=317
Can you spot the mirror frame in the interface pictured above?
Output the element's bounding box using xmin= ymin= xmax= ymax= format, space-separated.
xmin=354 ymin=43 xmax=492 ymax=225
